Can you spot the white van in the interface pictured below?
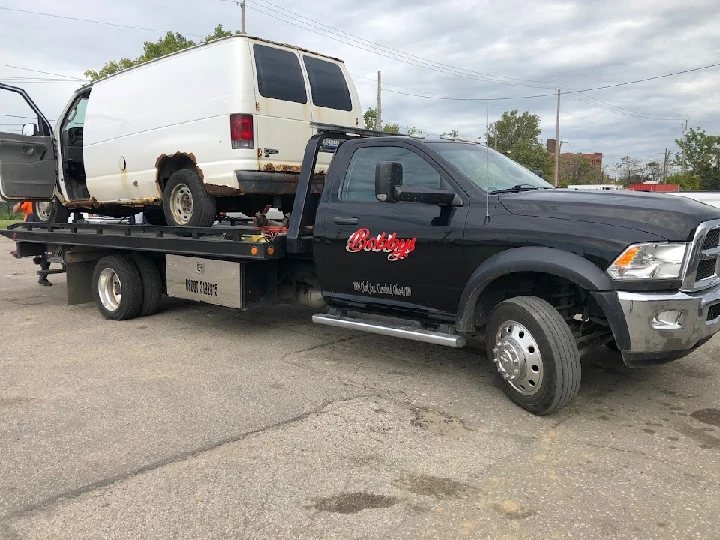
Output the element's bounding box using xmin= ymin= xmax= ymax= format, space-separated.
xmin=0 ymin=35 xmax=362 ymax=226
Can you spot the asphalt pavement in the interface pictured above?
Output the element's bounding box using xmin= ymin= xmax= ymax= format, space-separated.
xmin=1 ymin=237 xmax=719 ymax=539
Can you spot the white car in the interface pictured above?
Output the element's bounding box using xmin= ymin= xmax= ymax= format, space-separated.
xmin=0 ymin=35 xmax=362 ymax=226
xmin=667 ymin=191 xmax=720 ymax=209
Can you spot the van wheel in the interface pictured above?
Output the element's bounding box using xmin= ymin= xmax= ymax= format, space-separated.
xmin=92 ymin=255 xmax=143 ymax=320
xmin=129 ymin=254 xmax=163 ymax=317
xmin=33 ymin=198 xmax=70 ymax=224
xmin=486 ymin=296 xmax=581 ymax=415
xmin=163 ymin=169 xmax=216 ymax=227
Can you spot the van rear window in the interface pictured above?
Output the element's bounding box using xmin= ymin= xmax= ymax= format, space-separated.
xmin=253 ymin=44 xmax=307 ymax=104
xmin=303 ymin=56 xmax=352 ymax=111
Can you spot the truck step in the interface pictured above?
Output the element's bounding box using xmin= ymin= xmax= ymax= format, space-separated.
xmin=312 ymin=314 xmax=466 ymax=348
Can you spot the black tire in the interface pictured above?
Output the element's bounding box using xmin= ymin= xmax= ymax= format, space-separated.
xmin=162 ymin=169 xmax=216 ymax=227
xmin=144 ymin=209 xmax=167 ymax=226
xmin=92 ymin=255 xmax=143 ymax=320
xmin=33 ymin=197 xmax=70 ymax=224
xmin=129 ymin=253 xmax=163 ymax=317
xmin=486 ymin=296 xmax=581 ymax=415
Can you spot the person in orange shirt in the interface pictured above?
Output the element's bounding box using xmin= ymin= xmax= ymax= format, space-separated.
xmin=12 ymin=201 xmax=52 ymax=286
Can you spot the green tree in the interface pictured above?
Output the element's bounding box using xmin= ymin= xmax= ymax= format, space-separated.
xmin=511 ymin=140 xmax=554 ymax=179
xmin=85 ymin=25 xmax=238 ymax=80
xmin=486 ymin=110 xmax=541 ymax=153
xmin=675 ymin=127 xmax=720 ymax=190
xmin=486 ymin=110 xmax=552 ymax=175
xmin=442 ymin=129 xmax=460 ymax=138
xmin=614 ymin=156 xmax=643 ymax=185
xmin=363 ymin=108 xmax=399 ymax=133
xmin=666 ymin=172 xmax=701 ymax=191
xmin=559 ymin=154 xmax=602 ymax=185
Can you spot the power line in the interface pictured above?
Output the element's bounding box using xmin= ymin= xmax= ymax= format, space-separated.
xmin=241 ymin=1 xmax=555 ymax=90
xmin=1 ymin=63 xmax=86 ymax=81
xmin=0 ymin=6 xmax=206 ymax=38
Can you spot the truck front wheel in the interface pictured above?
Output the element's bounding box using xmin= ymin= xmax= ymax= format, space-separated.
xmin=486 ymin=296 xmax=581 ymax=415
xmin=92 ymin=255 xmax=143 ymax=320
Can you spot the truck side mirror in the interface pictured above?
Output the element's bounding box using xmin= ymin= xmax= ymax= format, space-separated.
xmin=375 ymin=161 xmax=403 ymax=203
xmin=22 ymin=123 xmax=39 ymax=137
xmin=534 ymin=170 xmax=544 ymax=179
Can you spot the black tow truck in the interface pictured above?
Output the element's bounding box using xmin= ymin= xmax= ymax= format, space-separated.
xmin=3 ymin=123 xmax=720 ymax=415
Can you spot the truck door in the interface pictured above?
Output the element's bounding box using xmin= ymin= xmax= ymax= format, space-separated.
xmin=316 ymin=142 xmax=468 ymax=316
xmin=0 ymin=83 xmax=56 ymax=201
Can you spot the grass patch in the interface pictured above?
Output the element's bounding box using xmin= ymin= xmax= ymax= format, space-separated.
xmin=0 ymin=219 xmax=21 ymax=229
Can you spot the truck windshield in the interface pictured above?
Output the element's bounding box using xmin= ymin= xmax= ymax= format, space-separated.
xmin=429 ymin=143 xmax=553 ymax=192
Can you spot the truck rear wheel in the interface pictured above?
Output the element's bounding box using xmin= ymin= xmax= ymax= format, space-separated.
xmin=163 ymin=169 xmax=216 ymax=227
xmin=33 ymin=198 xmax=70 ymax=224
xmin=129 ymin=254 xmax=163 ymax=317
xmin=486 ymin=296 xmax=581 ymax=415
xmin=92 ymin=255 xmax=143 ymax=320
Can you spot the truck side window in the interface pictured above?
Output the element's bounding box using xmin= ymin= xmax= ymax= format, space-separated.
xmin=341 ymin=146 xmax=441 ymax=202
xmin=254 ymin=44 xmax=308 ymax=104
xmin=303 ymin=56 xmax=352 ymax=111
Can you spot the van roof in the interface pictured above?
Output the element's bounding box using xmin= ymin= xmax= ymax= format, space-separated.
xmin=89 ymin=34 xmax=344 ymax=86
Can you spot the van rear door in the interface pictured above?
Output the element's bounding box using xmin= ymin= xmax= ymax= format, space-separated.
xmin=0 ymin=83 xmax=56 ymax=201
xmin=250 ymin=43 xmax=312 ymax=172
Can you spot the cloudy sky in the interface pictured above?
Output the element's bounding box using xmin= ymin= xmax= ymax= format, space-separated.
xmin=1 ymin=0 xmax=719 ymax=172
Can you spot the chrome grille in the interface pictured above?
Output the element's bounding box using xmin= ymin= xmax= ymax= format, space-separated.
xmin=681 ymin=220 xmax=720 ymax=292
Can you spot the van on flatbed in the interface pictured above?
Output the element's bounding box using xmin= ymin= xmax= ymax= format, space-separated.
xmin=0 ymin=35 xmax=361 ymax=227
xmin=3 ymin=122 xmax=720 ymax=415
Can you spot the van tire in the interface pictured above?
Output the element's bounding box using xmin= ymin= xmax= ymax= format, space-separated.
xmin=33 ymin=198 xmax=70 ymax=224
xmin=129 ymin=253 xmax=163 ymax=317
xmin=92 ymin=255 xmax=143 ymax=320
xmin=162 ymin=169 xmax=216 ymax=227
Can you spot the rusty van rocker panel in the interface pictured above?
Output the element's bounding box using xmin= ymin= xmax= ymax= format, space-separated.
xmin=315 ymin=138 xmax=471 ymax=317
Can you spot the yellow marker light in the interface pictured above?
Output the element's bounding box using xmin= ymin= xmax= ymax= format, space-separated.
xmin=614 ymin=246 xmax=640 ymax=268
xmin=251 ymin=246 xmax=259 ymax=255
xmin=267 ymin=247 xmax=275 ymax=255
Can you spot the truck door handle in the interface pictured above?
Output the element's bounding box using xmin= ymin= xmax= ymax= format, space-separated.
xmin=333 ymin=217 xmax=359 ymax=225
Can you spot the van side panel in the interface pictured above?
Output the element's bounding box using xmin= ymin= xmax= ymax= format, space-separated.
xmin=83 ymin=39 xmax=256 ymax=204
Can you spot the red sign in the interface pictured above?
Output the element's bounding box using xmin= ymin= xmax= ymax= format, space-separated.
xmin=346 ymin=228 xmax=416 ymax=261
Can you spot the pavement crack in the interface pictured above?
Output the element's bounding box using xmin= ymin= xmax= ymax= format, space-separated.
xmin=2 ymin=394 xmax=372 ymax=523
xmin=579 ymin=441 xmax=711 ymax=482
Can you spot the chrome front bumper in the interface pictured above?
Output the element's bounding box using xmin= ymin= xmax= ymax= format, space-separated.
xmin=616 ymin=284 xmax=720 ymax=360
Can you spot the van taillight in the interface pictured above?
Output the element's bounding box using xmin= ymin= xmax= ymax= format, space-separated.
xmin=230 ymin=114 xmax=253 ymax=149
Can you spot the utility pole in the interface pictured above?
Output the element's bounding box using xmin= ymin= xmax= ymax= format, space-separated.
xmin=235 ymin=0 xmax=246 ymax=35
xmin=662 ymin=148 xmax=669 ymax=183
xmin=682 ymin=119 xmax=688 ymax=176
xmin=376 ymin=71 xmax=382 ymax=131
xmin=554 ymin=89 xmax=561 ymax=187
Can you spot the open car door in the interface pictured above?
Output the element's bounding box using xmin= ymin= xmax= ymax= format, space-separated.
xmin=0 ymin=83 xmax=56 ymax=201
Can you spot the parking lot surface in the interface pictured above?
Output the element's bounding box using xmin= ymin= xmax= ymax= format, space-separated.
xmin=1 ymin=237 xmax=719 ymax=539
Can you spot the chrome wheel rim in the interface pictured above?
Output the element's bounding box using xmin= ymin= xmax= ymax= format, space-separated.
xmin=493 ymin=320 xmax=544 ymax=396
xmin=170 ymin=184 xmax=193 ymax=225
xmin=98 ymin=268 xmax=121 ymax=312
xmin=35 ymin=201 xmax=51 ymax=221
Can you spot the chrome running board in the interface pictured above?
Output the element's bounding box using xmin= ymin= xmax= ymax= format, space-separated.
xmin=312 ymin=314 xmax=466 ymax=348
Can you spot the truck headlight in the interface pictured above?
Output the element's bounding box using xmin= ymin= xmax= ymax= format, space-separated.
xmin=607 ymin=243 xmax=689 ymax=280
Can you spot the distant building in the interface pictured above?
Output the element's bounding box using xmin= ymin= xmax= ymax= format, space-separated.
xmin=547 ymin=139 xmax=603 ymax=170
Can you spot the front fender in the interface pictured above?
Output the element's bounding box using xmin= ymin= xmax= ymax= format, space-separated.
xmin=455 ymin=246 xmax=615 ymax=333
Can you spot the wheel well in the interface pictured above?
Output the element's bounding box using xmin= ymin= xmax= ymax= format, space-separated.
xmin=155 ymin=154 xmax=201 ymax=193
xmin=474 ymin=272 xmax=605 ymax=329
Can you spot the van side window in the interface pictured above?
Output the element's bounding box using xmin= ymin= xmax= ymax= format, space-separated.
xmin=253 ymin=44 xmax=307 ymax=104
xmin=341 ymin=146 xmax=442 ymax=202
xmin=303 ymin=56 xmax=352 ymax=111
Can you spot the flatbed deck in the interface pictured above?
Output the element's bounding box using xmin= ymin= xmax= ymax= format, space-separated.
xmin=1 ymin=221 xmax=286 ymax=260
